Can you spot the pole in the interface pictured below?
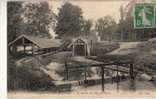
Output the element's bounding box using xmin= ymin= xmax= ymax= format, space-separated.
xmin=116 ymin=65 xmax=119 ymax=92
xmin=24 ymin=45 xmax=26 ymax=55
xmin=32 ymin=44 xmax=34 ymax=55
xmin=72 ymin=43 xmax=75 ymax=56
xmin=32 ymin=44 xmax=35 ymax=69
xmin=142 ymin=28 xmax=146 ymax=41
xmin=65 ymin=61 xmax=68 ymax=80
xmin=130 ymin=64 xmax=134 ymax=80
xmin=101 ymin=66 xmax=105 ymax=92
xmin=91 ymin=40 xmax=93 ymax=55
xmin=84 ymin=67 xmax=87 ymax=87
xmin=129 ymin=63 xmax=135 ymax=91
xmin=23 ymin=38 xmax=26 ymax=54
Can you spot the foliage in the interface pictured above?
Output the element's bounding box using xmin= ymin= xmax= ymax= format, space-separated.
xmin=117 ymin=17 xmax=133 ymax=41
xmin=8 ymin=55 xmax=54 ymax=90
xmin=7 ymin=2 xmax=23 ymax=42
xmin=22 ymin=2 xmax=55 ymax=38
xmin=91 ymin=42 xmax=119 ymax=56
xmin=81 ymin=19 xmax=93 ymax=36
xmin=95 ymin=16 xmax=117 ymax=41
xmin=7 ymin=1 xmax=55 ymax=42
xmin=7 ymin=55 xmax=18 ymax=90
xmin=7 ymin=2 xmax=56 ymax=90
xmin=16 ymin=65 xmax=54 ymax=90
xmin=134 ymin=39 xmax=156 ymax=70
xmin=117 ymin=16 xmax=156 ymax=41
xmin=55 ymin=3 xmax=84 ymax=38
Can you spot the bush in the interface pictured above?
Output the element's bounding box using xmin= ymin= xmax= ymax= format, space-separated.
xmin=92 ymin=42 xmax=119 ymax=56
xmin=134 ymin=39 xmax=156 ymax=71
xmin=7 ymin=55 xmax=55 ymax=91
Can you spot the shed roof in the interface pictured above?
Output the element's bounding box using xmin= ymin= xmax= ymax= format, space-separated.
xmin=8 ymin=34 xmax=62 ymax=48
xmin=67 ymin=36 xmax=89 ymax=48
xmin=67 ymin=36 xmax=91 ymax=56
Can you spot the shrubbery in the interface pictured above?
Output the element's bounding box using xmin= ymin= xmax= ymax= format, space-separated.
xmin=8 ymin=55 xmax=54 ymax=91
xmin=133 ymin=39 xmax=156 ymax=71
xmin=91 ymin=42 xmax=119 ymax=56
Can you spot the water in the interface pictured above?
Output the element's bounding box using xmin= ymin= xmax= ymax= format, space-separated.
xmin=8 ymin=79 xmax=156 ymax=99
xmin=72 ymin=79 xmax=156 ymax=92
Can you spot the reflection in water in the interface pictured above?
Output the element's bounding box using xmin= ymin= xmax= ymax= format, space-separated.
xmin=129 ymin=79 xmax=136 ymax=91
xmin=72 ymin=79 xmax=156 ymax=92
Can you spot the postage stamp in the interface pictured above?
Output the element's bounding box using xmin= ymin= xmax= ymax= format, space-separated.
xmin=134 ymin=3 xmax=155 ymax=28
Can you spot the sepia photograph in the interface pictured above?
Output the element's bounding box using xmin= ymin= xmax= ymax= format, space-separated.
xmin=4 ymin=0 xmax=156 ymax=98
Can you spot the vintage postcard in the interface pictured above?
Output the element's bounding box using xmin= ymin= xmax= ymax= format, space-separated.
xmin=4 ymin=0 xmax=156 ymax=98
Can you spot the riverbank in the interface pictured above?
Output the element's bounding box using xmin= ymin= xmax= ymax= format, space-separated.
xmin=8 ymin=80 xmax=156 ymax=99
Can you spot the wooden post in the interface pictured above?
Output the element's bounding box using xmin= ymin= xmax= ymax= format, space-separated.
xmin=66 ymin=70 xmax=69 ymax=81
xmin=72 ymin=43 xmax=75 ymax=56
xmin=13 ymin=44 xmax=17 ymax=55
xmin=12 ymin=45 xmax=15 ymax=55
xmin=111 ymin=76 xmax=113 ymax=84
xmin=15 ymin=46 xmax=17 ymax=54
xmin=101 ymin=66 xmax=105 ymax=92
xmin=22 ymin=37 xmax=26 ymax=54
xmin=32 ymin=44 xmax=34 ymax=55
xmin=84 ymin=67 xmax=87 ymax=87
xmin=23 ymin=45 xmax=26 ymax=54
xmin=130 ymin=64 xmax=134 ymax=80
xmin=129 ymin=63 xmax=135 ymax=91
xmin=111 ymin=71 xmax=114 ymax=84
xmin=84 ymin=44 xmax=87 ymax=56
xmin=90 ymin=40 xmax=93 ymax=52
xmin=8 ymin=46 xmax=11 ymax=54
xmin=65 ymin=61 xmax=69 ymax=80
xmin=116 ymin=65 xmax=119 ymax=92
xmin=22 ymin=37 xmax=24 ymax=44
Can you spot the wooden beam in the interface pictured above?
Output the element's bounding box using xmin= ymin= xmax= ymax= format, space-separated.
xmin=65 ymin=61 xmax=69 ymax=80
xmin=85 ymin=44 xmax=87 ymax=56
xmin=129 ymin=63 xmax=134 ymax=80
xmin=72 ymin=44 xmax=75 ymax=56
xmin=22 ymin=37 xmax=26 ymax=54
xmin=84 ymin=67 xmax=87 ymax=87
xmin=32 ymin=43 xmax=34 ymax=55
xmin=68 ymin=64 xmax=129 ymax=74
xmin=90 ymin=40 xmax=93 ymax=56
xmin=116 ymin=65 xmax=119 ymax=92
xmin=101 ymin=66 xmax=105 ymax=91
xmin=22 ymin=37 xmax=25 ymax=45
xmin=129 ymin=63 xmax=136 ymax=91
xmin=23 ymin=45 xmax=26 ymax=54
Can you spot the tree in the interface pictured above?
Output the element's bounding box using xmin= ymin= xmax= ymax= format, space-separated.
xmin=55 ymin=3 xmax=83 ymax=38
xmin=7 ymin=2 xmax=23 ymax=42
xmin=95 ymin=16 xmax=117 ymax=41
xmin=7 ymin=2 xmax=24 ymax=90
xmin=22 ymin=2 xmax=55 ymax=38
xmin=81 ymin=19 xmax=93 ymax=36
xmin=117 ymin=16 xmax=156 ymax=41
xmin=117 ymin=16 xmax=134 ymax=41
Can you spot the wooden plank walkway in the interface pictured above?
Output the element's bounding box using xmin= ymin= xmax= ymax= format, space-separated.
xmin=33 ymin=55 xmax=139 ymax=92
xmin=53 ymin=76 xmax=127 ymax=86
xmin=64 ymin=56 xmax=133 ymax=92
xmin=66 ymin=56 xmax=132 ymax=74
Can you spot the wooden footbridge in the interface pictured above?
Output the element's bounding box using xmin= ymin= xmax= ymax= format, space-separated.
xmin=63 ymin=56 xmax=135 ymax=92
xmin=33 ymin=52 xmax=155 ymax=92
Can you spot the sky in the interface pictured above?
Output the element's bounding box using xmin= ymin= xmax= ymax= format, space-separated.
xmin=49 ymin=0 xmax=129 ymax=23
xmin=48 ymin=0 xmax=129 ymax=38
xmin=48 ymin=0 xmax=156 ymax=38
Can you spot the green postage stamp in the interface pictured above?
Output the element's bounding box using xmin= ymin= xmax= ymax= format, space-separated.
xmin=134 ymin=3 xmax=155 ymax=28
